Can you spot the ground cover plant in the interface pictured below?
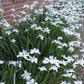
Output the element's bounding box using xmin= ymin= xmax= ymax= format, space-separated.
xmin=0 ymin=0 xmax=83 ymax=84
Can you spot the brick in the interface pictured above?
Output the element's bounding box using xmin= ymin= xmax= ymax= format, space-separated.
xmin=2 ymin=2 xmax=13 ymax=8
xmin=1 ymin=0 xmax=57 ymax=22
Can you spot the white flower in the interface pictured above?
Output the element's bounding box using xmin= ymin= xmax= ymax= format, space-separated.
xmin=38 ymin=34 xmax=44 ymax=40
xmin=52 ymin=39 xmax=62 ymax=45
xmin=28 ymin=56 xmax=38 ymax=64
xmin=45 ymin=16 xmax=51 ymax=21
xmin=62 ymin=55 xmax=74 ymax=63
xmin=82 ymin=54 xmax=84 ymax=58
xmin=23 ymin=4 xmax=29 ymax=8
xmin=60 ymin=60 xmax=67 ymax=66
xmin=57 ymin=45 xmax=63 ymax=49
xmin=8 ymin=61 xmax=17 ymax=66
xmin=79 ymin=58 xmax=84 ymax=67
xmin=12 ymin=29 xmax=19 ymax=33
xmin=66 ymin=69 xmax=75 ymax=73
xmin=0 ymin=36 xmax=2 ymax=39
xmin=68 ymin=46 xmax=74 ymax=52
xmin=16 ymin=14 xmax=21 ymax=17
xmin=74 ymin=80 xmax=82 ymax=84
xmin=0 ymin=60 xmax=4 ymax=64
xmin=72 ymin=74 xmax=76 ymax=79
xmin=43 ymin=56 xmax=60 ymax=67
xmin=72 ymin=55 xmax=78 ymax=58
xmin=22 ymin=71 xmax=31 ymax=81
xmin=17 ymin=50 xmax=30 ymax=60
xmin=69 ymin=41 xmax=81 ymax=47
xmin=44 ymin=27 xmax=50 ymax=34
xmin=38 ymin=66 xmax=47 ymax=71
xmin=80 ymin=48 xmax=84 ymax=52
xmin=60 ymin=81 xmax=66 ymax=84
xmin=57 ymin=36 xmax=63 ymax=40
xmin=31 ymin=24 xmax=37 ymax=30
xmin=63 ymin=69 xmax=76 ymax=79
xmin=38 ymin=8 xmax=43 ymax=14
xmin=43 ymin=58 xmax=50 ymax=64
xmin=75 ymin=33 xmax=81 ymax=40
xmin=34 ymin=9 xmax=38 ymax=14
xmin=62 ymin=28 xmax=74 ymax=36
xmin=8 ymin=61 xmax=22 ymax=68
xmin=0 ymin=9 xmax=4 ymax=12
xmin=20 ymin=17 xmax=27 ymax=22
xmin=10 ymin=14 xmax=15 ymax=18
xmin=36 ymin=26 xmax=43 ymax=31
xmin=12 ymin=19 xmax=17 ymax=22
xmin=11 ymin=39 xmax=16 ymax=43
xmin=60 ymin=81 xmax=71 ymax=84
xmin=49 ymin=65 xmax=58 ymax=72
xmin=5 ymin=31 xmax=12 ymax=35
xmin=73 ymin=60 xmax=80 ymax=68
xmin=10 ymin=8 xmax=15 ymax=12
xmin=26 ymin=79 xmax=38 ymax=84
xmin=63 ymin=73 xmax=73 ymax=78
xmin=62 ymin=43 xmax=67 ymax=47
xmin=4 ymin=22 xmax=10 ymax=28
xmin=66 ymin=56 xmax=74 ymax=62
xmin=33 ymin=1 xmax=38 ymax=5
xmin=20 ymin=11 xmax=26 ymax=15
xmin=30 ymin=48 xmax=41 ymax=54
xmin=48 ymin=0 xmax=54 ymax=2
xmin=50 ymin=58 xmax=60 ymax=67
xmin=25 ymin=29 xmax=29 ymax=32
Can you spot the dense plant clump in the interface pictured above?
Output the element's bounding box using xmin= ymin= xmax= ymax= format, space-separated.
xmin=0 ymin=0 xmax=83 ymax=84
